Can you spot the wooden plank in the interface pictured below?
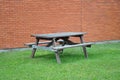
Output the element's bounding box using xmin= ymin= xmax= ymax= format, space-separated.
xmin=25 ymin=40 xmax=64 ymax=47
xmin=31 ymin=48 xmax=36 ymax=58
xmin=80 ymin=35 xmax=88 ymax=58
xmin=52 ymin=43 xmax=93 ymax=50
xmin=31 ymin=32 xmax=86 ymax=39
xmin=55 ymin=51 xmax=61 ymax=64
xmin=24 ymin=41 xmax=52 ymax=46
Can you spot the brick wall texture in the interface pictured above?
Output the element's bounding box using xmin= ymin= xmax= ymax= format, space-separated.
xmin=0 ymin=0 xmax=120 ymax=49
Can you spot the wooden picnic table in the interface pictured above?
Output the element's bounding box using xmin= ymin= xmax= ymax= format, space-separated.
xmin=25 ymin=32 xmax=92 ymax=63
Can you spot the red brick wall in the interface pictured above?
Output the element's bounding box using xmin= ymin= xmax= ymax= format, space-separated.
xmin=0 ymin=0 xmax=120 ymax=49
xmin=82 ymin=0 xmax=120 ymax=41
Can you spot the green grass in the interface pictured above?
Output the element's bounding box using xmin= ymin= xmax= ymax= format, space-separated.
xmin=0 ymin=43 xmax=120 ymax=80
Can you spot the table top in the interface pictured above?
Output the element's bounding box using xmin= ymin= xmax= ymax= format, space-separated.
xmin=31 ymin=32 xmax=86 ymax=39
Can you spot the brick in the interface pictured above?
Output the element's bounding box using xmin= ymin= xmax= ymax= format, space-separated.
xmin=0 ymin=0 xmax=120 ymax=48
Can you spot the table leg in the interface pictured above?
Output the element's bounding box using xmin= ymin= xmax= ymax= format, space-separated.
xmin=52 ymin=38 xmax=61 ymax=63
xmin=82 ymin=47 xmax=88 ymax=58
xmin=31 ymin=38 xmax=39 ymax=58
xmin=55 ymin=51 xmax=61 ymax=64
xmin=31 ymin=48 xmax=36 ymax=58
xmin=80 ymin=35 xmax=88 ymax=58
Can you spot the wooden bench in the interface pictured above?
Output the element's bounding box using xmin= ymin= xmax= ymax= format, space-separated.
xmin=52 ymin=42 xmax=92 ymax=50
xmin=25 ymin=41 xmax=92 ymax=56
xmin=24 ymin=41 xmax=52 ymax=47
xmin=25 ymin=41 xmax=93 ymax=64
xmin=52 ymin=42 xmax=93 ymax=63
xmin=25 ymin=39 xmax=64 ymax=48
xmin=25 ymin=32 xmax=93 ymax=63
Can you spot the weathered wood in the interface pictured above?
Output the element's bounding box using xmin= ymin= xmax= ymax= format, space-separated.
xmin=31 ymin=32 xmax=86 ymax=39
xmin=52 ymin=43 xmax=93 ymax=50
xmin=26 ymin=32 xmax=93 ymax=63
xmin=55 ymin=51 xmax=61 ymax=64
xmin=25 ymin=40 xmax=64 ymax=47
xmin=31 ymin=38 xmax=39 ymax=58
xmin=80 ymin=35 xmax=88 ymax=58
xmin=24 ymin=41 xmax=52 ymax=47
xmin=31 ymin=48 xmax=36 ymax=58
xmin=82 ymin=47 xmax=88 ymax=58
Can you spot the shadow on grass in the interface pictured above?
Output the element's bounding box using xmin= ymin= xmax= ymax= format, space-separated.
xmin=32 ymin=50 xmax=102 ymax=63
xmin=29 ymin=45 xmax=112 ymax=63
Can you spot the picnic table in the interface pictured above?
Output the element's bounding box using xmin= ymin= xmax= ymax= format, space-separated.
xmin=25 ymin=32 xmax=93 ymax=63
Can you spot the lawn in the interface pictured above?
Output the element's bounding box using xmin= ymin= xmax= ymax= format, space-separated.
xmin=0 ymin=43 xmax=120 ymax=80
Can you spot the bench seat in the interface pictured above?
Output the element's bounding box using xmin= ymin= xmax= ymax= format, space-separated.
xmin=25 ymin=39 xmax=64 ymax=47
xmin=52 ymin=42 xmax=93 ymax=50
xmin=24 ymin=41 xmax=52 ymax=47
